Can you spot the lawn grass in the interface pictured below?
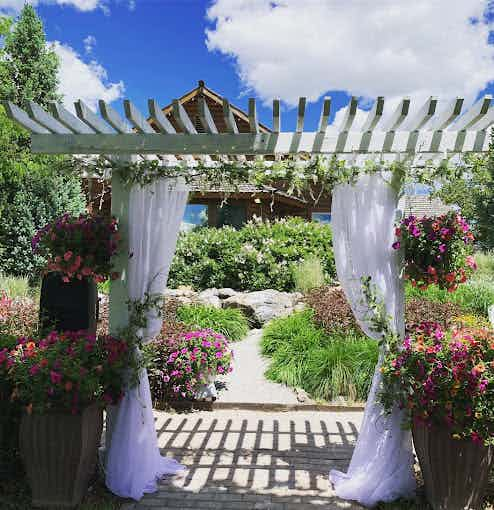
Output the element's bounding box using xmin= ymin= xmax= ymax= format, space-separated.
xmin=261 ymin=309 xmax=378 ymax=402
xmin=176 ymin=304 xmax=249 ymax=342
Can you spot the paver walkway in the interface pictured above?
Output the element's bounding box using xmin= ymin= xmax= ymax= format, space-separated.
xmin=128 ymin=409 xmax=365 ymax=510
xmin=217 ymin=329 xmax=300 ymax=405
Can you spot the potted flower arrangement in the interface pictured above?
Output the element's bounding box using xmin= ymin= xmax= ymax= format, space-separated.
xmin=32 ymin=214 xmax=120 ymax=335
xmin=380 ymin=322 xmax=494 ymax=510
xmin=146 ymin=329 xmax=233 ymax=408
xmin=0 ymin=332 xmax=21 ymax=476
xmin=393 ymin=212 xmax=476 ymax=292
xmin=6 ymin=330 xmax=136 ymax=508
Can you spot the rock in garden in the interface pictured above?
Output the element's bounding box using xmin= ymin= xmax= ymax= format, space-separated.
xmin=222 ymin=289 xmax=302 ymax=327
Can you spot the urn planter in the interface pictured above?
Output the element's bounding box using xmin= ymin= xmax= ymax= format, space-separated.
xmin=413 ymin=424 xmax=494 ymax=510
xmin=19 ymin=404 xmax=103 ymax=508
xmin=39 ymin=272 xmax=98 ymax=336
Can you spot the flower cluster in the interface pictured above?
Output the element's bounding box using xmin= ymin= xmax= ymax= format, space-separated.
xmin=146 ymin=330 xmax=233 ymax=401
xmin=1 ymin=330 xmax=135 ymax=414
xmin=393 ymin=212 xmax=476 ymax=292
xmin=32 ymin=214 xmax=120 ymax=283
xmin=380 ymin=323 xmax=494 ymax=445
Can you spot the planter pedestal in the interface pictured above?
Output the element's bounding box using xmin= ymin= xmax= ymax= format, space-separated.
xmin=413 ymin=424 xmax=494 ymax=510
xmin=19 ymin=404 xmax=103 ymax=508
xmin=39 ymin=272 xmax=98 ymax=336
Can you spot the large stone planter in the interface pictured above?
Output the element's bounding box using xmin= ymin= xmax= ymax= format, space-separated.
xmin=413 ymin=424 xmax=494 ymax=510
xmin=19 ymin=404 xmax=103 ymax=508
xmin=39 ymin=272 xmax=98 ymax=336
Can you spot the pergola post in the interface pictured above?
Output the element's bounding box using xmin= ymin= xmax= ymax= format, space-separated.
xmin=109 ymin=157 xmax=132 ymax=335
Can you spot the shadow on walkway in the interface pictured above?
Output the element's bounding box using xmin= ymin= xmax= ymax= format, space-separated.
xmin=136 ymin=410 xmax=365 ymax=509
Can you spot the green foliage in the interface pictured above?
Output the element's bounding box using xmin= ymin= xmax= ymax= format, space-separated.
xmin=169 ymin=217 xmax=336 ymax=292
xmin=405 ymin=280 xmax=494 ymax=318
xmin=0 ymin=168 xmax=86 ymax=277
xmin=261 ymin=310 xmax=379 ymax=402
xmin=0 ymin=274 xmax=31 ymax=299
xmin=176 ymin=304 xmax=249 ymax=342
xmin=293 ymin=256 xmax=326 ymax=292
xmin=435 ymin=132 xmax=494 ymax=250
xmin=474 ymin=251 xmax=494 ymax=280
xmin=2 ymin=5 xmax=60 ymax=108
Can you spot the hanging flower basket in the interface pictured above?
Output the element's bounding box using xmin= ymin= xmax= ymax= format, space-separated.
xmin=380 ymin=323 xmax=494 ymax=509
xmin=32 ymin=213 xmax=121 ymax=283
xmin=393 ymin=212 xmax=476 ymax=292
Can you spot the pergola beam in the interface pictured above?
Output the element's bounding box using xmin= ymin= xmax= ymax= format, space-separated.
xmin=30 ymin=130 xmax=490 ymax=156
xmin=4 ymin=95 xmax=492 ymax=162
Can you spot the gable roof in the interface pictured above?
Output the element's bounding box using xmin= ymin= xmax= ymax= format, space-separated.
xmin=152 ymin=80 xmax=271 ymax=134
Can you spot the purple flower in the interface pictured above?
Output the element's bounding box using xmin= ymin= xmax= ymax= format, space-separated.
xmin=438 ymin=244 xmax=447 ymax=253
xmin=392 ymin=241 xmax=401 ymax=250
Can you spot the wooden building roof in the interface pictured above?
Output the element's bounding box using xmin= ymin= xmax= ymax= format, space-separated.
xmin=151 ymin=80 xmax=271 ymax=134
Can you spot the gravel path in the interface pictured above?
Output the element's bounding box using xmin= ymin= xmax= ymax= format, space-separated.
xmin=125 ymin=409 xmax=365 ymax=510
xmin=217 ymin=329 xmax=300 ymax=405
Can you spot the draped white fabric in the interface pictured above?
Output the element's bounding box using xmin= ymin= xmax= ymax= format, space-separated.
xmin=105 ymin=178 xmax=189 ymax=500
xmin=329 ymin=173 xmax=416 ymax=507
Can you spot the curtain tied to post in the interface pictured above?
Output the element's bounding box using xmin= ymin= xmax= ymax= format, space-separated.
xmin=105 ymin=178 xmax=189 ymax=500
xmin=329 ymin=173 xmax=416 ymax=507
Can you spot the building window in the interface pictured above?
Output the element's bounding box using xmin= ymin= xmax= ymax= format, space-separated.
xmin=182 ymin=204 xmax=208 ymax=232
xmin=312 ymin=212 xmax=331 ymax=224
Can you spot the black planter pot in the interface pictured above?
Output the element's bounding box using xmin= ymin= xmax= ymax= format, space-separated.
xmin=413 ymin=424 xmax=494 ymax=510
xmin=19 ymin=404 xmax=103 ymax=508
xmin=39 ymin=272 xmax=98 ymax=336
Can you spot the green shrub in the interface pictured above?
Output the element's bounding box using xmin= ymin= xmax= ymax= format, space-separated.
xmin=176 ymin=304 xmax=249 ymax=342
xmin=261 ymin=309 xmax=378 ymax=402
xmin=168 ymin=217 xmax=335 ymax=292
xmin=293 ymin=256 xmax=326 ymax=292
xmin=405 ymin=279 xmax=494 ymax=317
xmin=0 ymin=169 xmax=86 ymax=278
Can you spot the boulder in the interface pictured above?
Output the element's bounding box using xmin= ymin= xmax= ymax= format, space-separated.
xmin=217 ymin=288 xmax=238 ymax=299
xmin=222 ymin=289 xmax=302 ymax=327
xmin=197 ymin=289 xmax=222 ymax=308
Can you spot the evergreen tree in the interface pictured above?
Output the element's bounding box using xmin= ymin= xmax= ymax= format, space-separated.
xmin=0 ymin=7 xmax=86 ymax=278
xmin=3 ymin=4 xmax=60 ymax=108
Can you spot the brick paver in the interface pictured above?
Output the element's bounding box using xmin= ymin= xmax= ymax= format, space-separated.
xmin=130 ymin=409 xmax=365 ymax=510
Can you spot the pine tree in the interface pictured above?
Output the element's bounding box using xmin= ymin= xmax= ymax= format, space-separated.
xmin=3 ymin=4 xmax=60 ymax=108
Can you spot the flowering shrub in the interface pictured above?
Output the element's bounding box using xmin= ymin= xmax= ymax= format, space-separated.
xmin=32 ymin=213 xmax=120 ymax=283
xmin=169 ymin=217 xmax=335 ymax=292
xmin=380 ymin=323 xmax=494 ymax=445
xmin=2 ymin=331 xmax=135 ymax=414
xmin=0 ymin=292 xmax=38 ymax=338
xmin=393 ymin=212 xmax=476 ymax=292
xmin=146 ymin=330 xmax=233 ymax=401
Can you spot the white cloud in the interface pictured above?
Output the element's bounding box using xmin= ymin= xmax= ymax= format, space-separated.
xmin=52 ymin=41 xmax=124 ymax=111
xmin=0 ymin=0 xmax=106 ymax=14
xmin=83 ymin=35 xmax=96 ymax=54
xmin=206 ymin=0 xmax=494 ymax=114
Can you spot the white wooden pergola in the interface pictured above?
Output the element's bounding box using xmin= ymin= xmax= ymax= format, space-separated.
xmin=3 ymin=93 xmax=493 ymax=331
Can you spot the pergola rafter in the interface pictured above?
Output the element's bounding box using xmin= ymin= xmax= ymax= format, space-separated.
xmin=3 ymin=94 xmax=493 ymax=163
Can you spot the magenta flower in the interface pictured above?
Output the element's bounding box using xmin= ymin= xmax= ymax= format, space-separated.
xmin=50 ymin=370 xmax=62 ymax=384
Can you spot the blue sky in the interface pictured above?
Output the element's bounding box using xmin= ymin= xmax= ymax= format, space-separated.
xmin=2 ymin=1 xmax=494 ymax=132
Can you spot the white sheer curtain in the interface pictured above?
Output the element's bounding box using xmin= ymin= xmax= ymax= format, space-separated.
xmin=329 ymin=173 xmax=416 ymax=507
xmin=105 ymin=178 xmax=189 ymax=500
